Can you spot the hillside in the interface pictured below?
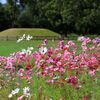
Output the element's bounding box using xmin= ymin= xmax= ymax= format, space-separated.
xmin=0 ymin=28 xmax=60 ymax=37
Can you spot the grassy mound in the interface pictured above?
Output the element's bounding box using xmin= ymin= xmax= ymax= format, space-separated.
xmin=0 ymin=28 xmax=60 ymax=37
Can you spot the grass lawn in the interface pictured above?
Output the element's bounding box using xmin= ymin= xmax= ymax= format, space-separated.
xmin=0 ymin=40 xmax=60 ymax=56
xmin=0 ymin=39 xmax=83 ymax=56
xmin=0 ymin=36 xmax=98 ymax=56
xmin=0 ymin=28 xmax=60 ymax=56
xmin=0 ymin=28 xmax=99 ymax=56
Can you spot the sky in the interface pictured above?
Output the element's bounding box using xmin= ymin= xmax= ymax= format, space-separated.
xmin=0 ymin=0 xmax=6 ymax=4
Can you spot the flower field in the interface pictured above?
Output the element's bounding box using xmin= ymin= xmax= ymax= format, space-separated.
xmin=0 ymin=36 xmax=100 ymax=100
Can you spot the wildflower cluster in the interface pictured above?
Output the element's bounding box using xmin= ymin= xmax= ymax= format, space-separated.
xmin=32 ymin=37 xmax=100 ymax=87
xmin=8 ymin=87 xmax=31 ymax=100
xmin=17 ymin=34 xmax=33 ymax=43
xmin=0 ymin=36 xmax=99 ymax=99
xmin=8 ymin=88 xmax=20 ymax=98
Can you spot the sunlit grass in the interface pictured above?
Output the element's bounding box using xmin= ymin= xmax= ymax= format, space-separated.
xmin=0 ymin=28 xmax=60 ymax=37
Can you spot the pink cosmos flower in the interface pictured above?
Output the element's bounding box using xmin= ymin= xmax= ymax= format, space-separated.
xmin=56 ymin=61 xmax=62 ymax=67
xmin=17 ymin=95 xmax=24 ymax=100
xmin=46 ymin=79 xmax=54 ymax=84
xmin=18 ymin=68 xmax=24 ymax=73
xmin=92 ymin=38 xmax=100 ymax=45
xmin=47 ymin=47 xmax=53 ymax=56
xmin=46 ymin=57 xmax=54 ymax=63
xmin=53 ymin=68 xmax=59 ymax=72
xmin=68 ymin=40 xmax=75 ymax=46
xmin=53 ymin=48 xmax=60 ymax=54
xmin=67 ymin=75 xmax=78 ymax=86
xmin=88 ymin=70 xmax=96 ymax=76
xmin=58 ymin=40 xmax=64 ymax=49
xmin=84 ymin=37 xmax=91 ymax=43
xmin=82 ymin=96 xmax=88 ymax=100
xmin=43 ymin=39 xmax=48 ymax=45
xmin=21 ymin=75 xmax=30 ymax=79
xmin=58 ymin=68 xmax=65 ymax=73
xmin=63 ymin=44 xmax=69 ymax=50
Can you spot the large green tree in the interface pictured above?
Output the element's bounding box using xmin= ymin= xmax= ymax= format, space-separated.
xmin=6 ymin=0 xmax=20 ymax=27
xmin=0 ymin=3 xmax=10 ymax=31
xmin=0 ymin=0 xmax=100 ymax=34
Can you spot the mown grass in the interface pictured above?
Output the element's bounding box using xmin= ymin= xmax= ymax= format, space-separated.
xmin=0 ymin=39 xmax=83 ymax=56
xmin=0 ymin=40 xmax=59 ymax=56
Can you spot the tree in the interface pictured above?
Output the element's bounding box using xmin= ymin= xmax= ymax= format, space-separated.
xmin=0 ymin=0 xmax=100 ymax=34
xmin=6 ymin=0 xmax=20 ymax=27
xmin=0 ymin=3 xmax=10 ymax=31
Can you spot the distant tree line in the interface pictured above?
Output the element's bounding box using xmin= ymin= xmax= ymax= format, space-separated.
xmin=0 ymin=0 xmax=100 ymax=35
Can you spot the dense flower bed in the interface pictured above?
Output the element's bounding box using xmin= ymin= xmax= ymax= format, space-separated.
xmin=0 ymin=36 xmax=100 ymax=100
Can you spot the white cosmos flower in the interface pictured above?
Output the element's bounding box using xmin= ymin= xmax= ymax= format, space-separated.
xmin=26 ymin=35 xmax=33 ymax=41
xmin=21 ymin=47 xmax=33 ymax=55
xmin=23 ymin=87 xmax=30 ymax=94
xmin=78 ymin=36 xmax=85 ymax=41
xmin=17 ymin=34 xmax=26 ymax=43
xmin=8 ymin=94 xmax=13 ymax=98
xmin=22 ymin=34 xmax=26 ymax=39
xmin=53 ymin=76 xmax=60 ymax=80
xmin=17 ymin=38 xmax=23 ymax=43
xmin=23 ymin=87 xmax=32 ymax=98
xmin=27 ymin=47 xmax=34 ymax=54
xmin=8 ymin=88 xmax=20 ymax=98
xmin=39 ymin=47 xmax=47 ymax=54
xmin=17 ymin=34 xmax=33 ymax=42
xmin=25 ymin=93 xmax=32 ymax=97
xmin=15 ymin=88 xmax=20 ymax=93
xmin=27 ymin=47 xmax=34 ymax=51
xmin=27 ymin=50 xmax=32 ymax=55
xmin=11 ymin=88 xmax=20 ymax=95
xmin=21 ymin=49 xmax=27 ymax=53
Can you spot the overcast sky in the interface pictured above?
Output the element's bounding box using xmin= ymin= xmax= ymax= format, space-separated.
xmin=0 ymin=0 xmax=6 ymax=4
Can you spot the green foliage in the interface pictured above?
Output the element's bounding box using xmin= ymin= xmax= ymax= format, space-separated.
xmin=0 ymin=0 xmax=100 ymax=34
xmin=0 ymin=3 xmax=10 ymax=31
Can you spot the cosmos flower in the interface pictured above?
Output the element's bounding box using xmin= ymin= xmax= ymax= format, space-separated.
xmin=8 ymin=94 xmax=13 ymax=98
xmin=17 ymin=34 xmax=33 ymax=42
xmin=39 ymin=47 xmax=47 ymax=54
xmin=8 ymin=88 xmax=20 ymax=98
xmin=23 ymin=87 xmax=30 ymax=94
xmin=17 ymin=34 xmax=26 ymax=43
xmin=11 ymin=88 xmax=20 ymax=95
xmin=26 ymin=35 xmax=33 ymax=41
xmin=78 ymin=36 xmax=85 ymax=41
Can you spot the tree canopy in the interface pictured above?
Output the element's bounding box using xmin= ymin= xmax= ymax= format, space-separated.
xmin=0 ymin=0 xmax=100 ymax=35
